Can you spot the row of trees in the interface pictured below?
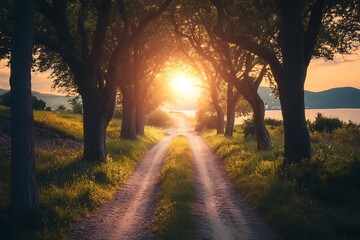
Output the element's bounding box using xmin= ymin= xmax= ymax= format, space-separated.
xmin=2 ymin=0 xmax=359 ymax=213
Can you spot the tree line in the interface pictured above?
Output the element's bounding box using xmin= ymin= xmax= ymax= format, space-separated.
xmin=1 ymin=0 xmax=358 ymax=214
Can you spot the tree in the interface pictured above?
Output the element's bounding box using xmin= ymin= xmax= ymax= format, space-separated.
xmin=110 ymin=0 xmax=173 ymax=139
xmin=32 ymin=96 xmax=46 ymax=110
xmin=172 ymin=3 xmax=271 ymax=148
xmin=1 ymin=91 xmax=47 ymax=110
xmin=35 ymin=0 xmax=115 ymax=162
xmin=57 ymin=105 xmax=66 ymax=111
xmin=211 ymin=0 xmax=360 ymax=162
xmin=10 ymin=0 xmax=38 ymax=212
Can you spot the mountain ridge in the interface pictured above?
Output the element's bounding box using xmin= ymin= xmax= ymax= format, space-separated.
xmin=1 ymin=86 xmax=360 ymax=110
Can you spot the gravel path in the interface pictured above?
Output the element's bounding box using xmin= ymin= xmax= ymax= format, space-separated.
xmin=72 ymin=114 xmax=278 ymax=240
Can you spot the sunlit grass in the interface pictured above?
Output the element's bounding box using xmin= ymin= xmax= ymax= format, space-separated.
xmin=202 ymin=125 xmax=360 ymax=240
xmin=0 ymin=107 xmax=165 ymax=240
xmin=150 ymin=136 xmax=196 ymax=239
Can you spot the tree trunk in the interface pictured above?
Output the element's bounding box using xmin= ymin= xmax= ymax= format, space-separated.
xmin=214 ymin=105 xmax=224 ymax=135
xmin=120 ymin=88 xmax=137 ymax=139
xmin=278 ymin=76 xmax=311 ymax=163
xmin=82 ymin=91 xmax=107 ymax=162
xmin=225 ymin=83 xmax=238 ymax=137
xmin=240 ymin=80 xmax=272 ymax=150
xmin=135 ymin=102 xmax=146 ymax=136
xmin=277 ymin=0 xmax=311 ymax=163
xmin=10 ymin=0 xmax=39 ymax=212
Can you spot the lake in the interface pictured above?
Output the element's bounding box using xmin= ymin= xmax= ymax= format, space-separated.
xmin=170 ymin=108 xmax=360 ymax=124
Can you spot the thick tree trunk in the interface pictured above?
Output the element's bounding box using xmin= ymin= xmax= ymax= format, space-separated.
xmin=10 ymin=0 xmax=39 ymax=212
xmin=135 ymin=102 xmax=146 ymax=136
xmin=240 ymin=80 xmax=272 ymax=150
xmin=225 ymin=83 xmax=238 ymax=137
xmin=214 ymin=105 xmax=224 ymax=135
xmin=82 ymin=91 xmax=107 ymax=162
xmin=277 ymin=0 xmax=311 ymax=163
xmin=121 ymin=88 xmax=137 ymax=139
xmin=278 ymin=76 xmax=311 ymax=163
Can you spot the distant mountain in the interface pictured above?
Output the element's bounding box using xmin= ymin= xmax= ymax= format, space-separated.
xmin=258 ymin=86 xmax=360 ymax=109
xmin=0 ymin=89 xmax=72 ymax=110
xmin=304 ymin=87 xmax=360 ymax=109
xmin=1 ymin=86 xmax=360 ymax=111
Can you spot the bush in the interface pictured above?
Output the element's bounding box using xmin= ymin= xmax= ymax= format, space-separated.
xmin=195 ymin=115 xmax=217 ymax=131
xmin=265 ymin=118 xmax=283 ymax=127
xmin=241 ymin=118 xmax=255 ymax=138
xmin=71 ymin=102 xmax=83 ymax=114
xmin=312 ymin=113 xmax=343 ymax=133
xmin=1 ymin=92 xmax=47 ymax=110
xmin=146 ymin=109 xmax=172 ymax=128
xmin=333 ymin=123 xmax=360 ymax=145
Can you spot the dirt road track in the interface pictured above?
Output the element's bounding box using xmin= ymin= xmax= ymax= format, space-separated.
xmin=72 ymin=134 xmax=175 ymax=240
xmin=72 ymin=114 xmax=278 ymax=240
xmin=186 ymin=133 xmax=278 ymax=240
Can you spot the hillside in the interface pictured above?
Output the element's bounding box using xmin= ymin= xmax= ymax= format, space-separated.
xmin=259 ymin=86 xmax=360 ymax=109
xmin=0 ymin=89 xmax=72 ymax=110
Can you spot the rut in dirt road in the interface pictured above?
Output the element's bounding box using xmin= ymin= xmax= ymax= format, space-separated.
xmin=72 ymin=114 xmax=278 ymax=240
xmin=186 ymin=133 xmax=278 ymax=240
xmin=72 ymin=134 xmax=175 ymax=240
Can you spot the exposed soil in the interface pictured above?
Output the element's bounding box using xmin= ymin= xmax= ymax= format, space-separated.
xmin=72 ymin=114 xmax=278 ymax=240
xmin=0 ymin=116 xmax=82 ymax=158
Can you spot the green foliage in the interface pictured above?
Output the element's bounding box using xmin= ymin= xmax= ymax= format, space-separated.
xmin=310 ymin=113 xmax=344 ymax=133
xmin=71 ymin=102 xmax=82 ymax=114
xmin=151 ymin=136 xmax=196 ymax=239
xmin=333 ymin=123 xmax=360 ymax=146
xmin=202 ymin=124 xmax=360 ymax=240
xmin=241 ymin=117 xmax=283 ymax=138
xmin=146 ymin=109 xmax=172 ymax=128
xmin=241 ymin=118 xmax=255 ymax=138
xmin=0 ymin=108 xmax=165 ymax=239
xmin=1 ymin=92 xmax=47 ymax=110
xmin=195 ymin=115 xmax=217 ymax=131
xmin=57 ymin=105 xmax=66 ymax=111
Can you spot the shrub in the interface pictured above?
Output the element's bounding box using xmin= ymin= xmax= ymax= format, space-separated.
xmin=312 ymin=113 xmax=343 ymax=133
xmin=146 ymin=109 xmax=172 ymax=128
xmin=195 ymin=115 xmax=217 ymax=131
xmin=1 ymin=92 xmax=47 ymax=110
xmin=333 ymin=124 xmax=360 ymax=146
xmin=265 ymin=118 xmax=283 ymax=127
xmin=241 ymin=118 xmax=255 ymax=138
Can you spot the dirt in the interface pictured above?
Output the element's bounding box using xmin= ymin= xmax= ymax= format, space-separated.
xmin=72 ymin=113 xmax=278 ymax=240
xmin=0 ymin=117 xmax=82 ymax=158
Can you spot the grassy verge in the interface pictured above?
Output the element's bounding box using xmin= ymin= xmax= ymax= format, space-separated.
xmin=150 ymin=136 xmax=196 ymax=240
xmin=202 ymin=125 xmax=360 ymax=240
xmin=0 ymin=107 xmax=165 ymax=240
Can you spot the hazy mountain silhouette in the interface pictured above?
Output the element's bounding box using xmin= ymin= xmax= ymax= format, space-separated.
xmin=0 ymin=89 xmax=72 ymax=110
xmin=1 ymin=87 xmax=360 ymax=110
xmin=258 ymin=86 xmax=360 ymax=109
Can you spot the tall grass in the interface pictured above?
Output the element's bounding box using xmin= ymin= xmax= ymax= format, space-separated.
xmin=0 ymin=107 xmax=165 ymax=240
xmin=202 ymin=123 xmax=360 ymax=240
xmin=150 ymin=136 xmax=196 ymax=239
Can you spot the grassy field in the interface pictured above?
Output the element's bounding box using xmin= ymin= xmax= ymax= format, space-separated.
xmin=202 ymin=122 xmax=360 ymax=240
xmin=150 ymin=136 xmax=196 ymax=240
xmin=0 ymin=106 xmax=165 ymax=240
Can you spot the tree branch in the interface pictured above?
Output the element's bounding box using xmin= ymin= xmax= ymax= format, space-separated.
xmin=210 ymin=0 xmax=283 ymax=81
xmin=304 ymin=0 xmax=326 ymax=66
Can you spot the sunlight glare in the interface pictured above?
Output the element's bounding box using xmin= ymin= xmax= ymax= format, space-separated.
xmin=170 ymin=73 xmax=196 ymax=97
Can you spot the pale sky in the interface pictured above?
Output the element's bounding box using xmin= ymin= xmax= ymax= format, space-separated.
xmin=0 ymin=51 xmax=359 ymax=95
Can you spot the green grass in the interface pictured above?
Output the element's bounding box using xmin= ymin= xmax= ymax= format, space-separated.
xmin=150 ymin=136 xmax=196 ymax=240
xmin=202 ymin=125 xmax=360 ymax=240
xmin=0 ymin=107 xmax=165 ymax=240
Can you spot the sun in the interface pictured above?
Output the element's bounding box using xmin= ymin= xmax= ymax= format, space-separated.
xmin=170 ymin=73 xmax=195 ymax=96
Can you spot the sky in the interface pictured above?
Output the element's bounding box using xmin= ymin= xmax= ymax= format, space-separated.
xmin=0 ymin=51 xmax=359 ymax=95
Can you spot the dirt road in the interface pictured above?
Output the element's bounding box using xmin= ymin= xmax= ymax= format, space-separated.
xmin=72 ymin=114 xmax=277 ymax=240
